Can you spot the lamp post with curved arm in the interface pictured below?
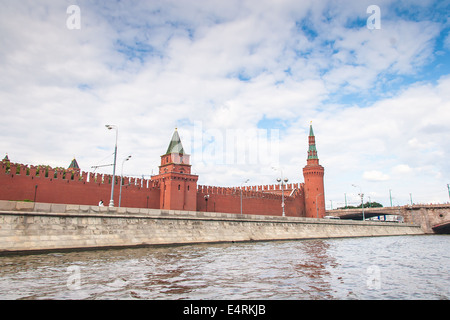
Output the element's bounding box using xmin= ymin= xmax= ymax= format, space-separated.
xmin=119 ymin=155 xmax=131 ymax=207
xmin=105 ymin=124 xmax=118 ymax=207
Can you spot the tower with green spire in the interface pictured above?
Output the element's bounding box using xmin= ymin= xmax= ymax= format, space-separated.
xmin=151 ymin=128 xmax=198 ymax=211
xmin=307 ymin=125 xmax=319 ymax=161
xmin=157 ymin=128 xmax=191 ymax=174
xmin=165 ymin=128 xmax=185 ymax=155
xmin=303 ymin=123 xmax=325 ymax=218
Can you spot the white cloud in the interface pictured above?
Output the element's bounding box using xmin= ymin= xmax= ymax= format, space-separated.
xmin=391 ymin=164 xmax=413 ymax=174
xmin=0 ymin=0 xmax=449 ymax=205
xmin=444 ymin=32 xmax=450 ymax=50
xmin=363 ymin=170 xmax=390 ymax=181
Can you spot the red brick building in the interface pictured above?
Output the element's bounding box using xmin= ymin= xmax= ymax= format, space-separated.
xmin=303 ymin=125 xmax=326 ymax=218
xmin=0 ymin=125 xmax=325 ymax=218
xmin=150 ymin=129 xmax=199 ymax=211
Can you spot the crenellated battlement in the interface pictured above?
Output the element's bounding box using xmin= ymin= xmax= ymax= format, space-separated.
xmin=252 ymin=183 xmax=303 ymax=193
xmin=0 ymin=158 xmax=161 ymax=209
xmin=1 ymin=160 xmax=159 ymax=189
xmin=197 ymin=183 xmax=304 ymax=200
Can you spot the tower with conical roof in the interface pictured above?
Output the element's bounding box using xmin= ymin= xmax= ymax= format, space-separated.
xmin=302 ymin=123 xmax=325 ymax=218
xmin=151 ymin=128 xmax=198 ymax=211
xmin=67 ymin=157 xmax=80 ymax=173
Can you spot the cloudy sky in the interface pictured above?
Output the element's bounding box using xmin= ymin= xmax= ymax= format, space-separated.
xmin=1 ymin=0 xmax=449 ymax=208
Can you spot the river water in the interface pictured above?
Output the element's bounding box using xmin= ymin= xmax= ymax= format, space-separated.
xmin=0 ymin=235 xmax=448 ymax=300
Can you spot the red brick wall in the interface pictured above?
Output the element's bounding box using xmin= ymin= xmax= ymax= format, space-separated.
xmin=197 ymin=184 xmax=306 ymax=217
xmin=0 ymin=162 xmax=160 ymax=208
xmin=0 ymin=161 xmax=308 ymax=217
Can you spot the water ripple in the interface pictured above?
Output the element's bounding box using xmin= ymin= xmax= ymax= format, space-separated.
xmin=0 ymin=235 xmax=448 ymax=299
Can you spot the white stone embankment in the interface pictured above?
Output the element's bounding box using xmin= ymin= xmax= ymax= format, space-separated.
xmin=0 ymin=200 xmax=424 ymax=253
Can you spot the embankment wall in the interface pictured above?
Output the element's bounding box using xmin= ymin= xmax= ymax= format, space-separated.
xmin=0 ymin=200 xmax=424 ymax=254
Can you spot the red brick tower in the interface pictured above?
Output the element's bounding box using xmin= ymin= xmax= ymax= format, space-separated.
xmin=151 ymin=129 xmax=198 ymax=211
xmin=303 ymin=124 xmax=325 ymax=218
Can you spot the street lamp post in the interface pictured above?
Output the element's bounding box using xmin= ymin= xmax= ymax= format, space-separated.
xmin=389 ymin=189 xmax=393 ymax=207
xmin=240 ymin=179 xmax=249 ymax=215
xmin=204 ymin=194 xmax=210 ymax=212
xmin=360 ymin=193 xmax=365 ymax=221
xmin=119 ymin=155 xmax=131 ymax=208
xmin=105 ymin=124 xmax=118 ymax=207
xmin=276 ymin=177 xmax=289 ymax=217
xmin=352 ymin=184 xmax=365 ymax=221
xmin=344 ymin=193 xmax=347 ymax=209
xmin=272 ymin=167 xmax=288 ymax=217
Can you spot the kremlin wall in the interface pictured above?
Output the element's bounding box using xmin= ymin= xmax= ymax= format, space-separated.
xmin=0 ymin=126 xmax=426 ymax=253
xmin=0 ymin=125 xmax=325 ymax=219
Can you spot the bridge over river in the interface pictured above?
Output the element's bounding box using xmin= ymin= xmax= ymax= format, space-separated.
xmin=325 ymin=203 xmax=450 ymax=234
